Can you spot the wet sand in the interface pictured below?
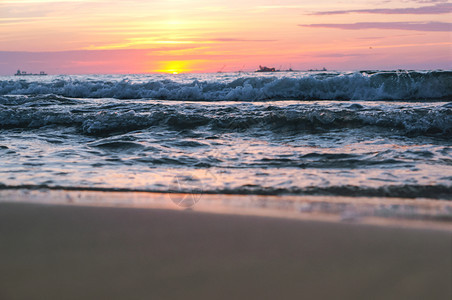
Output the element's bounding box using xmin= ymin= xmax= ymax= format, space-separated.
xmin=0 ymin=201 xmax=451 ymax=300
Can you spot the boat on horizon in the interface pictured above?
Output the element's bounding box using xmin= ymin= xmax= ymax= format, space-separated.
xmin=307 ymin=67 xmax=327 ymax=72
xmin=255 ymin=65 xmax=278 ymax=72
xmin=255 ymin=65 xmax=301 ymax=72
xmin=15 ymin=69 xmax=47 ymax=76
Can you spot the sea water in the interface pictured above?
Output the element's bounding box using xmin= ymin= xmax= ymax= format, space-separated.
xmin=0 ymin=71 xmax=451 ymax=202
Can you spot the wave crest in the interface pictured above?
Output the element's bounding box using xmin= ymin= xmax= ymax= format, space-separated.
xmin=1 ymin=70 xmax=451 ymax=101
xmin=1 ymin=101 xmax=450 ymax=137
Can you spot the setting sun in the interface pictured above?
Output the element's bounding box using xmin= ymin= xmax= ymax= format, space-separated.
xmin=154 ymin=60 xmax=196 ymax=74
xmin=156 ymin=61 xmax=190 ymax=74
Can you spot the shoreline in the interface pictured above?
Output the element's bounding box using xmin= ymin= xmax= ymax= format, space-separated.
xmin=1 ymin=188 xmax=452 ymax=232
xmin=0 ymin=200 xmax=451 ymax=299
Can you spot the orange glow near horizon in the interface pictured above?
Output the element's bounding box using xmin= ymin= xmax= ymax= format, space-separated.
xmin=0 ymin=0 xmax=451 ymax=74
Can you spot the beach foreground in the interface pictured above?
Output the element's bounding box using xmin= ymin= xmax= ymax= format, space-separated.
xmin=0 ymin=199 xmax=451 ymax=300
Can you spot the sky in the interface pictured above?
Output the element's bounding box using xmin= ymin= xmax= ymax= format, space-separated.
xmin=0 ymin=0 xmax=451 ymax=74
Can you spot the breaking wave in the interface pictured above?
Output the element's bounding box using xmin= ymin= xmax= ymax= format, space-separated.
xmin=1 ymin=70 xmax=451 ymax=101
xmin=0 ymin=98 xmax=451 ymax=137
xmin=1 ymin=99 xmax=451 ymax=137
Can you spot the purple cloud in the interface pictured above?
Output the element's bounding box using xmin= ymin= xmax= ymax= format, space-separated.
xmin=356 ymin=33 xmax=424 ymax=40
xmin=311 ymin=3 xmax=451 ymax=15
xmin=415 ymin=0 xmax=448 ymax=3
xmin=299 ymin=21 xmax=452 ymax=32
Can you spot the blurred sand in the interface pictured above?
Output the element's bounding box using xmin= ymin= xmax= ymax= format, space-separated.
xmin=0 ymin=202 xmax=451 ymax=300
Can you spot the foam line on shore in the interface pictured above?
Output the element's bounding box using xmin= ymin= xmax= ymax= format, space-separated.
xmin=1 ymin=188 xmax=451 ymax=231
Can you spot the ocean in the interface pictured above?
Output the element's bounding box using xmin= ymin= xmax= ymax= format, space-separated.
xmin=1 ymin=70 xmax=451 ymax=217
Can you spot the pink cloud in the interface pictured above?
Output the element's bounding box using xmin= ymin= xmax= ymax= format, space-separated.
xmin=299 ymin=22 xmax=452 ymax=32
xmin=310 ymin=3 xmax=452 ymax=15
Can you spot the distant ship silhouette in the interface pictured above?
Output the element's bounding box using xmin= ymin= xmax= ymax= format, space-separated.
xmin=255 ymin=65 xmax=278 ymax=72
xmin=15 ymin=69 xmax=47 ymax=76
xmin=255 ymin=65 xmax=303 ymax=72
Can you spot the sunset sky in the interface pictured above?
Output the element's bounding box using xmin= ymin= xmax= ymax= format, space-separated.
xmin=1 ymin=0 xmax=451 ymax=74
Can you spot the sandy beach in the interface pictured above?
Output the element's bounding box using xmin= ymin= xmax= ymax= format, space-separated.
xmin=0 ymin=197 xmax=451 ymax=300
xmin=2 ymin=0 xmax=452 ymax=299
